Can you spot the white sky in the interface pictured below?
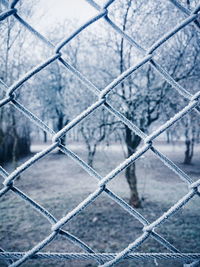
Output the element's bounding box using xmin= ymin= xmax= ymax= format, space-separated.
xmin=31 ymin=0 xmax=98 ymax=31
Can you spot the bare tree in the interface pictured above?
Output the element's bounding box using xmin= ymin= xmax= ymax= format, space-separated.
xmin=81 ymin=0 xmax=200 ymax=207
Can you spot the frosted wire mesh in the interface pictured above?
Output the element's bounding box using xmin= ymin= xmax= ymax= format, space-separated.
xmin=0 ymin=0 xmax=200 ymax=266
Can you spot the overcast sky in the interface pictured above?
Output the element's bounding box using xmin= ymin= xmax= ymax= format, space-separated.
xmin=31 ymin=0 xmax=98 ymax=31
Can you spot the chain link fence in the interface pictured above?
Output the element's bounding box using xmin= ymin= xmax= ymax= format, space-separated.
xmin=0 ymin=0 xmax=200 ymax=266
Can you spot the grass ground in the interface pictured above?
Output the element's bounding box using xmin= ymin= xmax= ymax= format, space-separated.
xmin=0 ymin=141 xmax=200 ymax=266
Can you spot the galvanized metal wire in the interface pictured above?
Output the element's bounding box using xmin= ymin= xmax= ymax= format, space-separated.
xmin=0 ymin=0 xmax=200 ymax=266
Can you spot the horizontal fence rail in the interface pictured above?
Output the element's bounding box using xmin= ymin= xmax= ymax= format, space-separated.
xmin=0 ymin=0 xmax=200 ymax=266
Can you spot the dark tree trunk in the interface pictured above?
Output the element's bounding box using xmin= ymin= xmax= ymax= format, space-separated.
xmin=125 ymin=125 xmax=141 ymax=208
xmin=183 ymin=124 xmax=195 ymax=165
xmin=43 ymin=131 xmax=47 ymax=143
xmin=125 ymin=161 xmax=140 ymax=208
xmin=87 ymin=143 xmax=97 ymax=168
xmin=88 ymin=150 xmax=95 ymax=167
xmin=184 ymin=138 xmax=194 ymax=165
xmin=166 ymin=131 xmax=171 ymax=144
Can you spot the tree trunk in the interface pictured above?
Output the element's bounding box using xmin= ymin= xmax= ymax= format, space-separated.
xmin=125 ymin=161 xmax=141 ymax=208
xmin=87 ymin=145 xmax=97 ymax=168
xmin=183 ymin=124 xmax=194 ymax=165
xmin=184 ymin=138 xmax=194 ymax=164
xmin=88 ymin=150 xmax=95 ymax=167
xmin=125 ymin=125 xmax=141 ymax=208
xmin=166 ymin=131 xmax=171 ymax=143
xmin=43 ymin=131 xmax=47 ymax=143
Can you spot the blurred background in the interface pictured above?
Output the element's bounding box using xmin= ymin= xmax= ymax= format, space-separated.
xmin=0 ymin=0 xmax=200 ymax=266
